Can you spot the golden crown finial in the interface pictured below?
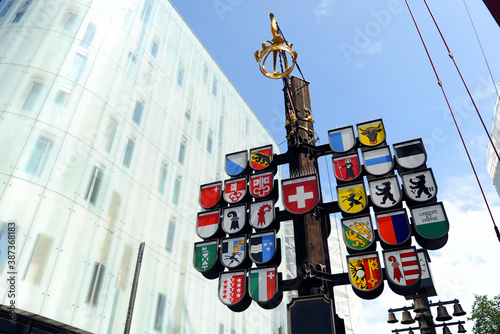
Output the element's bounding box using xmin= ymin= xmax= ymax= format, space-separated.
xmin=254 ymin=13 xmax=297 ymax=79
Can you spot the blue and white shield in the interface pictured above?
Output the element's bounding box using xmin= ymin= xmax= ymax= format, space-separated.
xmin=249 ymin=231 xmax=276 ymax=265
xmin=225 ymin=150 xmax=248 ymax=176
xmin=362 ymin=146 xmax=393 ymax=176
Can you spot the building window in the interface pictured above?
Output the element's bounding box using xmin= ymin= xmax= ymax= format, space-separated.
xmin=154 ymin=293 xmax=166 ymax=330
xmin=219 ymin=324 xmax=224 ymax=334
xmin=159 ymin=162 xmax=167 ymax=195
xmin=86 ymin=262 xmax=106 ymax=306
xmin=150 ymin=41 xmax=159 ymax=58
xmin=23 ymin=234 xmax=53 ymax=285
xmin=125 ymin=51 xmax=138 ymax=78
xmin=132 ymin=101 xmax=144 ymax=125
xmin=196 ymin=120 xmax=202 ymax=142
xmin=105 ymin=119 xmax=118 ymax=153
xmin=140 ymin=1 xmax=152 ymax=25
xmin=172 ymin=176 xmax=181 ymax=206
xmin=178 ymin=137 xmax=186 ymax=164
xmin=63 ymin=13 xmax=77 ymax=32
xmin=54 ymin=90 xmax=69 ymax=107
xmin=219 ymin=116 xmax=224 ymax=141
xmin=0 ymin=1 xmax=15 ymax=19
xmin=0 ymin=222 xmax=12 ymax=272
xmin=25 ymin=136 xmax=53 ymax=176
xmin=80 ymin=22 xmax=96 ymax=49
xmin=212 ymin=76 xmax=218 ymax=97
xmin=177 ymin=64 xmax=185 ymax=87
xmin=123 ymin=137 xmax=136 ymax=168
xmin=11 ymin=9 xmax=26 ymax=23
xmin=203 ymin=63 xmax=209 ymax=85
xmin=184 ymin=108 xmax=191 ymax=121
xmin=68 ymin=53 xmax=87 ymax=85
xmin=85 ymin=165 xmax=104 ymax=205
xmin=148 ymin=41 xmax=159 ymax=67
xmin=165 ymin=219 xmax=175 ymax=252
xmin=21 ymin=82 xmax=43 ymax=112
xmin=207 ymin=129 xmax=213 ymax=154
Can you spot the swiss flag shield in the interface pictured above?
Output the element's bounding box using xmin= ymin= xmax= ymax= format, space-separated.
xmin=282 ymin=174 xmax=320 ymax=214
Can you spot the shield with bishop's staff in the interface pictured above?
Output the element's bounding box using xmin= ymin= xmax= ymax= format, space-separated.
xmin=347 ymin=252 xmax=384 ymax=299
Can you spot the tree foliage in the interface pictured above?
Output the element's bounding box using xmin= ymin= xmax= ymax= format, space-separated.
xmin=469 ymin=294 xmax=500 ymax=334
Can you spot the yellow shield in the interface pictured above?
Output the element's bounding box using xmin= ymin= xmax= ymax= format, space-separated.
xmin=357 ymin=120 xmax=385 ymax=147
xmin=338 ymin=183 xmax=367 ymax=214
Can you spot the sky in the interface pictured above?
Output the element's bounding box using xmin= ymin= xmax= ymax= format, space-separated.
xmin=169 ymin=0 xmax=500 ymax=332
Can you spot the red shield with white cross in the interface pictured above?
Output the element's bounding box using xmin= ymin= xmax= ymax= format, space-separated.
xmin=250 ymin=171 xmax=273 ymax=198
xmin=199 ymin=181 xmax=222 ymax=209
xmin=282 ymin=174 xmax=320 ymax=214
xmin=223 ymin=177 xmax=247 ymax=204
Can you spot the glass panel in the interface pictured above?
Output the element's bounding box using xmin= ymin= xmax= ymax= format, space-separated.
xmin=63 ymin=13 xmax=77 ymax=32
xmin=165 ymin=220 xmax=175 ymax=252
xmin=122 ymin=138 xmax=135 ymax=168
xmin=140 ymin=1 xmax=152 ymax=25
xmin=21 ymin=82 xmax=43 ymax=112
xmin=172 ymin=176 xmax=181 ymax=206
xmin=178 ymin=137 xmax=186 ymax=164
xmin=0 ymin=113 xmax=35 ymax=175
xmin=206 ymin=129 xmax=213 ymax=154
xmin=67 ymin=53 xmax=87 ymax=85
xmin=132 ymin=101 xmax=144 ymax=125
xmin=85 ymin=165 xmax=104 ymax=205
xmin=24 ymin=136 xmax=53 ymax=176
xmin=154 ymin=294 xmax=166 ymax=330
xmin=86 ymin=262 xmax=106 ymax=306
xmin=80 ymin=22 xmax=96 ymax=49
xmin=23 ymin=234 xmax=54 ymax=285
xmin=159 ymin=162 xmax=167 ymax=195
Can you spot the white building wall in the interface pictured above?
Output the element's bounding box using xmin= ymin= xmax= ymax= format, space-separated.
xmin=0 ymin=0 xmax=284 ymax=333
xmin=486 ymin=93 xmax=500 ymax=195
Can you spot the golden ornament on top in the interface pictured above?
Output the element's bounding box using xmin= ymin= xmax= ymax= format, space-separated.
xmin=254 ymin=13 xmax=298 ymax=79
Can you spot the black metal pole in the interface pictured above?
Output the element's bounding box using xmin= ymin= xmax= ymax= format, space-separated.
xmin=124 ymin=241 xmax=145 ymax=334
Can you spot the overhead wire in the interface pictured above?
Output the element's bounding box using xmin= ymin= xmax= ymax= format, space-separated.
xmin=421 ymin=0 xmax=500 ymax=162
xmin=462 ymin=0 xmax=499 ymax=96
xmin=403 ymin=0 xmax=500 ymax=242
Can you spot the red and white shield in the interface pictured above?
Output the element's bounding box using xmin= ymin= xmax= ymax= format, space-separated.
xmin=199 ymin=181 xmax=222 ymax=209
xmin=250 ymin=171 xmax=273 ymax=198
xmin=282 ymin=174 xmax=320 ymax=214
xmin=383 ymin=247 xmax=421 ymax=295
xmin=223 ymin=177 xmax=247 ymax=204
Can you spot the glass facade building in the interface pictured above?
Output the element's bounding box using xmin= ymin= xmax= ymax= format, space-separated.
xmin=0 ymin=0 xmax=286 ymax=333
xmin=486 ymin=93 xmax=500 ymax=195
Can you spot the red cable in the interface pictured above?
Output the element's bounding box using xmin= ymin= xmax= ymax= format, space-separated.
xmin=403 ymin=0 xmax=500 ymax=242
